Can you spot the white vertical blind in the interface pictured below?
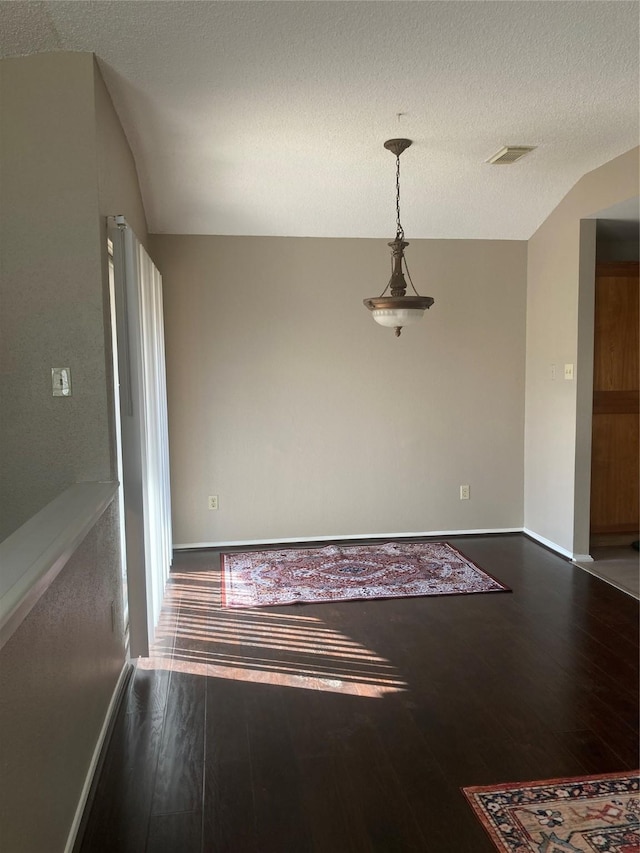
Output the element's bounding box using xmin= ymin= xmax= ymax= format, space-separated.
xmin=111 ymin=218 xmax=172 ymax=653
xmin=137 ymin=241 xmax=173 ymax=631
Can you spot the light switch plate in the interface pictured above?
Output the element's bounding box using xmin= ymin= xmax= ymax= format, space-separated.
xmin=52 ymin=367 xmax=72 ymax=396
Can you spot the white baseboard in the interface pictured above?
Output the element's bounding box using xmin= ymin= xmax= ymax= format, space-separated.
xmin=175 ymin=528 xmax=523 ymax=550
xmin=64 ymin=661 xmax=131 ymax=853
xmin=522 ymin=528 xmax=574 ymax=560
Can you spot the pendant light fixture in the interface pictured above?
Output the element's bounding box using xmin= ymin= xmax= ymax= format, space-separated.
xmin=364 ymin=139 xmax=434 ymax=337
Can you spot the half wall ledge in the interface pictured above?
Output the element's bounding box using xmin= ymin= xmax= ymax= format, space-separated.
xmin=0 ymin=481 xmax=118 ymax=650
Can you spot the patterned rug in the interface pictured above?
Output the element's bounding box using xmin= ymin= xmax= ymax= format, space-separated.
xmin=221 ymin=541 xmax=509 ymax=608
xmin=463 ymin=770 xmax=640 ymax=852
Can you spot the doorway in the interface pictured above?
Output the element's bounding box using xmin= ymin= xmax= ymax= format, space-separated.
xmin=575 ymin=203 xmax=640 ymax=597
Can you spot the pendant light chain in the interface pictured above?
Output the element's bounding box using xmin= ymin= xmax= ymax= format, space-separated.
xmin=395 ymin=153 xmax=404 ymax=241
xmin=395 ymin=148 xmax=419 ymax=294
xmin=363 ymin=137 xmax=434 ymax=334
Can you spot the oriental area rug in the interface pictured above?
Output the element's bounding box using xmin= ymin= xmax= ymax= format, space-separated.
xmin=463 ymin=770 xmax=640 ymax=853
xmin=221 ymin=541 xmax=509 ymax=608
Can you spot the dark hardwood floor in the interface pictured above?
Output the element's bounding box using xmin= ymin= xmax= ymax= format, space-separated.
xmin=78 ymin=534 xmax=639 ymax=852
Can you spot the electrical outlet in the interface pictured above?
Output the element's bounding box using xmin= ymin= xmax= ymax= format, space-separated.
xmin=208 ymin=495 xmax=219 ymax=510
xmin=460 ymin=484 xmax=470 ymax=500
xmin=564 ymin=363 xmax=574 ymax=380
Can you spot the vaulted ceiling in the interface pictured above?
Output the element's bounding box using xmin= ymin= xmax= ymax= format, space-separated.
xmin=1 ymin=1 xmax=638 ymax=239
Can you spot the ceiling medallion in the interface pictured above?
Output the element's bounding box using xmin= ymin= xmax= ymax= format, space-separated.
xmin=364 ymin=138 xmax=434 ymax=337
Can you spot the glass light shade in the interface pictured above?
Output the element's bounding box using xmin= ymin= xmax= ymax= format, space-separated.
xmin=371 ymin=308 xmax=426 ymax=328
xmin=364 ymin=295 xmax=434 ymax=333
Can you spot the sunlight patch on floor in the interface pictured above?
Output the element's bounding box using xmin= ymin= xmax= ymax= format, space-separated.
xmin=140 ymin=568 xmax=407 ymax=697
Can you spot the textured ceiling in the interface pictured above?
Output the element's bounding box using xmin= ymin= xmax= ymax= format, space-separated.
xmin=1 ymin=1 xmax=638 ymax=239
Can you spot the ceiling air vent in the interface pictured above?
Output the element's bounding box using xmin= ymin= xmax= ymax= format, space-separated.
xmin=487 ymin=145 xmax=536 ymax=165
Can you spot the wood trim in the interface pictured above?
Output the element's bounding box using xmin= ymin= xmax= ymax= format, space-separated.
xmin=593 ymin=390 xmax=640 ymax=414
xmin=595 ymin=261 xmax=639 ymax=277
xmin=591 ymin=523 xmax=640 ymax=534
xmin=590 ymin=532 xmax=640 ymax=547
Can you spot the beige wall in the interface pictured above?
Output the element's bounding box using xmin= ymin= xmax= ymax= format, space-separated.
xmin=0 ymin=52 xmax=109 ymax=540
xmin=151 ymin=234 xmax=527 ymax=545
xmin=94 ymin=56 xmax=148 ymax=249
xmin=94 ymin=56 xmax=149 ymax=480
xmin=524 ymin=147 xmax=639 ymax=556
xmin=0 ymin=52 xmax=148 ymax=851
xmin=0 ymin=55 xmax=148 ymax=541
